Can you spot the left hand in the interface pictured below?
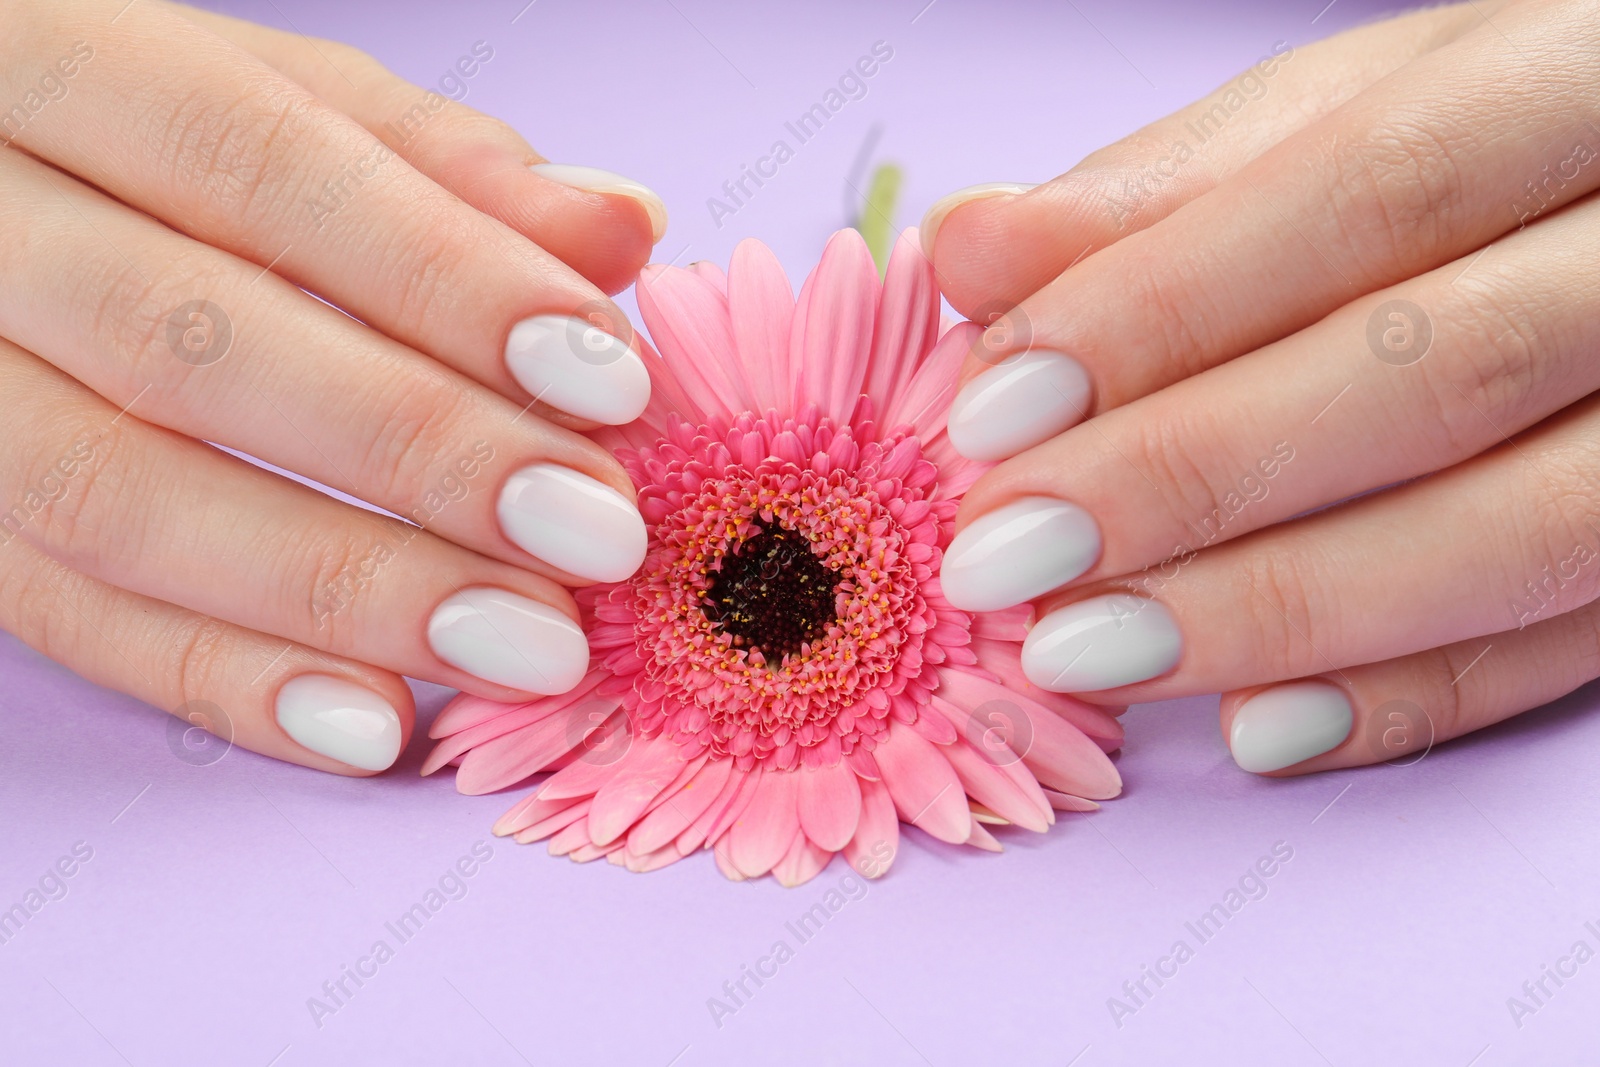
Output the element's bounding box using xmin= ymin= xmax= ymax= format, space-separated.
xmin=925 ymin=0 xmax=1600 ymax=775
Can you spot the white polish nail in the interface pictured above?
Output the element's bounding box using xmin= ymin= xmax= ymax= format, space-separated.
xmin=427 ymin=587 xmax=589 ymax=695
xmin=938 ymin=496 xmax=1101 ymax=613
xmin=1229 ymin=681 xmax=1353 ymax=774
xmin=275 ymin=675 xmax=403 ymax=772
xmin=947 ymin=349 xmax=1092 ymax=462
xmin=505 ymin=313 xmax=651 ymax=426
xmin=497 ymin=463 xmax=647 ymax=582
xmin=530 ymin=163 xmax=668 ymax=241
xmin=918 ymin=182 xmax=1037 ymax=257
xmin=1021 ymin=594 xmax=1181 ymax=692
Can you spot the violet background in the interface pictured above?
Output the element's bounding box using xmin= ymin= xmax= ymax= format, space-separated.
xmin=5 ymin=0 xmax=1598 ymax=1063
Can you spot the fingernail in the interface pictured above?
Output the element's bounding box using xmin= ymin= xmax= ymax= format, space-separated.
xmin=1021 ymin=594 xmax=1181 ymax=692
xmin=939 ymin=496 xmax=1101 ymax=612
xmin=530 ymin=163 xmax=668 ymax=242
xmin=504 ymin=313 xmax=651 ymax=425
xmin=427 ymin=587 xmax=589 ymax=695
xmin=1229 ymin=681 xmax=1353 ymax=774
xmin=947 ymin=349 xmax=1092 ymax=462
xmin=497 ymin=462 xmax=647 ymax=582
xmin=275 ymin=675 xmax=403 ymax=772
xmin=919 ymin=182 xmax=1037 ymax=257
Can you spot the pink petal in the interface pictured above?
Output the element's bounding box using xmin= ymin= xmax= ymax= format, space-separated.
xmin=883 ymin=320 xmax=981 ymax=438
xmin=703 ymin=765 xmax=764 ymax=845
xmin=728 ymin=238 xmax=795 ymax=413
xmin=627 ymin=757 xmax=734 ymax=856
xmin=492 ymin=792 xmax=582 ymax=837
xmin=772 ymin=835 xmax=833 ymax=888
xmin=932 ymin=725 xmax=1051 ymax=833
xmin=423 ymin=675 xmax=605 ymax=776
xmin=637 ymin=264 xmax=751 ymax=419
xmin=872 ymin=724 xmax=972 ymax=845
xmin=621 ymin=842 xmax=689 ymax=873
xmin=844 ymin=777 xmax=898 ymax=879
xmin=691 ymin=259 xmax=728 ymax=293
xmin=1043 ymin=789 xmax=1102 ymax=812
xmin=935 ymin=668 xmax=1122 ymax=798
xmin=792 ymin=229 xmax=879 ymax=424
xmin=429 ymin=692 xmax=528 ymax=739
xmin=864 ymin=228 xmax=940 ymax=410
xmin=455 ymin=702 xmax=605 ymax=796
xmin=957 ymin=651 xmax=1126 ymax=749
xmin=714 ymin=844 xmax=747 ymax=882
xmin=797 ymin=761 xmax=862 ymax=852
xmin=513 ymin=799 xmax=593 ymax=844
xmin=965 ymin=820 xmax=1004 ymax=853
xmin=533 ymin=709 xmax=635 ymax=801
xmin=726 ymin=769 xmax=801 ymax=878
xmin=588 ymin=735 xmax=695 ymax=847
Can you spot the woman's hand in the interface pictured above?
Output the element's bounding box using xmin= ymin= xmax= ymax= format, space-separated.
xmin=927 ymin=0 xmax=1600 ymax=775
xmin=0 ymin=0 xmax=668 ymax=774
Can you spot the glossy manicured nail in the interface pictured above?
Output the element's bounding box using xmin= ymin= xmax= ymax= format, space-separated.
xmin=275 ymin=675 xmax=403 ymax=772
xmin=530 ymin=163 xmax=668 ymax=241
xmin=505 ymin=313 xmax=651 ymax=425
xmin=919 ymin=182 xmax=1037 ymax=257
xmin=1021 ymin=594 xmax=1181 ymax=692
xmin=1230 ymin=681 xmax=1353 ymax=774
xmin=428 ymin=588 xmax=589 ymax=695
xmin=497 ymin=463 xmax=647 ymax=582
xmin=939 ymin=496 xmax=1101 ymax=613
xmin=947 ymin=349 xmax=1092 ymax=462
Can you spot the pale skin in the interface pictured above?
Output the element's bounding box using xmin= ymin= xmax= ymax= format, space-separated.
xmin=931 ymin=0 xmax=1600 ymax=774
xmin=5 ymin=0 xmax=1595 ymax=780
xmin=0 ymin=0 xmax=664 ymax=774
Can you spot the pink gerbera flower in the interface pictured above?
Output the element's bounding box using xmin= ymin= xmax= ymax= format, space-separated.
xmin=424 ymin=229 xmax=1124 ymax=886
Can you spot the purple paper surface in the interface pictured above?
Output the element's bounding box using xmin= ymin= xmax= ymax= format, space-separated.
xmin=5 ymin=1 xmax=1597 ymax=1064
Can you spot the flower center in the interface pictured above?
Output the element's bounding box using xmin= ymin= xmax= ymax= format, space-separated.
xmin=702 ymin=524 xmax=838 ymax=662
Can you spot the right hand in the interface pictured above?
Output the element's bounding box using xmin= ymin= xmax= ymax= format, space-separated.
xmin=0 ymin=0 xmax=668 ymax=775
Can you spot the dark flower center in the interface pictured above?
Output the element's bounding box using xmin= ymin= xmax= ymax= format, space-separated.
xmin=703 ymin=525 xmax=838 ymax=662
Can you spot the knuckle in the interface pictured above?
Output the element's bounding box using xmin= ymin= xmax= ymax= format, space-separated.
xmin=9 ymin=414 xmax=135 ymax=571
xmin=378 ymin=209 xmax=477 ymax=339
xmin=1327 ymin=119 xmax=1468 ymax=267
xmin=1237 ymin=545 xmax=1339 ymax=678
xmin=1408 ymin=646 xmax=1468 ymax=743
xmin=1082 ymin=255 xmax=1216 ymax=402
xmin=1521 ymin=440 xmax=1600 ymax=609
xmin=166 ymin=612 xmax=236 ymax=707
xmin=79 ymin=246 xmax=236 ymax=385
xmin=148 ymin=76 xmax=319 ymax=226
xmin=356 ymin=370 xmax=475 ymax=508
xmin=284 ymin=519 xmax=400 ymax=650
xmin=1421 ymin=283 xmax=1547 ymax=452
xmin=1124 ymin=407 xmax=1250 ymax=551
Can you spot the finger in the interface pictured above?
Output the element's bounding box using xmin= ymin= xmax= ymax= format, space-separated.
xmin=943 ymin=187 xmax=1600 ymax=612
xmin=1219 ymin=593 xmax=1600 ymax=775
xmin=925 ymin=0 xmax=1499 ymax=322
xmin=951 ymin=0 xmax=1600 ymax=460
xmin=0 ymin=535 xmax=413 ymax=775
xmin=0 ymin=341 xmax=593 ymax=702
xmin=0 ymin=145 xmax=646 ymax=587
xmin=163 ymin=1 xmax=665 ymax=294
xmin=1015 ymin=390 xmax=1600 ymax=703
xmin=1 ymin=0 xmax=650 ymax=425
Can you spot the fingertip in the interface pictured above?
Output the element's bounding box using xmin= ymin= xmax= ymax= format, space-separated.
xmin=530 ymin=164 xmax=668 ymax=243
